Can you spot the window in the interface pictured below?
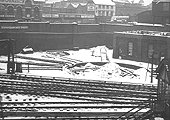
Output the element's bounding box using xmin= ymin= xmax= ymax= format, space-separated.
xmin=102 ymin=5 xmax=105 ymax=9
xmin=111 ymin=6 xmax=113 ymax=9
xmin=110 ymin=11 xmax=113 ymax=16
xmin=98 ymin=5 xmax=101 ymax=9
xmin=34 ymin=7 xmax=40 ymax=18
xmin=163 ymin=3 xmax=169 ymax=11
xmin=128 ymin=42 xmax=133 ymax=56
xmin=25 ymin=0 xmax=32 ymax=7
xmin=98 ymin=11 xmax=101 ymax=16
xmin=107 ymin=5 xmax=109 ymax=9
xmin=0 ymin=5 xmax=5 ymax=16
xmin=16 ymin=6 xmax=22 ymax=19
xmin=102 ymin=11 xmax=105 ymax=16
xmin=7 ymin=6 xmax=14 ymax=15
xmin=106 ymin=11 xmax=109 ymax=16
xmin=148 ymin=44 xmax=154 ymax=58
xmin=165 ymin=18 xmax=170 ymax=24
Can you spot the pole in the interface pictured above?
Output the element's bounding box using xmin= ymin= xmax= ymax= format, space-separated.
xmin=151 ymin=50 xmax=154 ymax=83
xmin=0 ymin=95 xmax=4 ymax=120
xmin=28 ymin=63 xmax=30 ymax=73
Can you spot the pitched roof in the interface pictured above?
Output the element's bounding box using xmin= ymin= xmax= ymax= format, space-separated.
xmin=71 ymin=3 xmax=79 ymax=8
xmin=92 ymin=0 xmax=115 ymax=5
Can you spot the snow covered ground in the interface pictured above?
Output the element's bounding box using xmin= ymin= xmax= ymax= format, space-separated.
xmin=0 ymin=46 xmax=157 ymax=85
xmin=0 ymin=46 xmax=157 ymax=116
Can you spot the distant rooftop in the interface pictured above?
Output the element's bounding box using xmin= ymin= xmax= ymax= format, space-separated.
xmin=92 ymin=0 xmax=115 ymax=5
xmin=112 ymin=0 xmax=130 ymax=4
xmin=45 ymin=0 xmax=61 ymax=4
xmin=153 ymin=0 xmax=170 ymax=2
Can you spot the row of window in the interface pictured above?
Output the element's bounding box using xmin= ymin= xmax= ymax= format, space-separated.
xmin=127 ymin=43 xmax=165 ymax=59
xmin=0 ymin=5 xmax=40 ymax=18
xmin=163 ymin=3 xmax=170 ymax=11
xmin=98 ymin=5 xmax=114 ymax=10
xmin=97 ymin=11 xmax=114 ymax=16
xmin=128 ymin=42 xmax=154 ymax=58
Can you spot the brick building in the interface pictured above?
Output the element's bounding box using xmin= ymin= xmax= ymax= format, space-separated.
xmin=152 ymin=0 xmax=170 ymax=24
xmin=41 ymin=0 xmax=115 ymax=23
xmin=135 ymin=0 xmax=170 ymax=24
xmin=113 ymin=30 xmax=170 ymax=64
xmin=0 ymin=0 xmax=44 ymax=21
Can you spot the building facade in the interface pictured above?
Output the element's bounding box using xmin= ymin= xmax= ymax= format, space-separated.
xmin=113 ymin=30 xmax=170 ymax=64
xmin=89 ymin=0 xmax=115 ymax=23
xmin=0 ymin=0 xmax=43 ymax=21
xmin=115 ymin=3 xmax=149 ymax=17
xmin=152 ymin=0 xmax=170 ymax=24
xmin=41 ymin=0 xmax=115 ymax=23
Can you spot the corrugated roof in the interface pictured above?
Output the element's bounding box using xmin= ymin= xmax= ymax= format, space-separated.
xmin=92 ymin=0 xmax=115 ymax=5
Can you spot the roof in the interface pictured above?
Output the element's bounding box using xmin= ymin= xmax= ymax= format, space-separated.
xmin=71 ymin=3 xmax=79 ymax=8
xmin=112 ymin=0 xmax=130 ymax=4
xmin=46 ymin=0 xmax=61 ymax=4
xmin=92 ymin=0 xmax=115 ymax=5
xmin=34 ymin=0 xmax=45 ymax=2
xmin=153 ymin=0 xmax=170 ymax=2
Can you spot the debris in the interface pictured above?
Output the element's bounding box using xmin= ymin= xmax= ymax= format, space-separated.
xmin=21 ymin=45 xmax=33 ymax=54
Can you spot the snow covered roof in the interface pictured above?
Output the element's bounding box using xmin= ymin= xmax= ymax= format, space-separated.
xmin=112 ymin=0 xmax=130 ymax=4
xmin=92 ymin=0 xmax=115 ymax=5
xmin=46 ymin=0 xmax=61 ymax=4
xmin=70 ymin=3 xmax=79 ymax=8
xmin=34 ymin=0 xmax=45 ymax=2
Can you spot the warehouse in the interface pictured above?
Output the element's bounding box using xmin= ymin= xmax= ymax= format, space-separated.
xmin=113 ymin=30 xmax=170 ymax=64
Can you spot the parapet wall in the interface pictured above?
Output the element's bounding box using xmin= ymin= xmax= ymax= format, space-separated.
xmin=0 ymin=21 xmax=166 ymax=33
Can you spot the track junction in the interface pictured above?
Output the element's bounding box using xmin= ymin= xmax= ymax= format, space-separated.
xmin=0 ymin=73 xmax=157 ymax=119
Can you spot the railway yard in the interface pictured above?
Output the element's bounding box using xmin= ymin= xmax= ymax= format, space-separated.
xmin=0 ymin=46 xmax=158 ymax=119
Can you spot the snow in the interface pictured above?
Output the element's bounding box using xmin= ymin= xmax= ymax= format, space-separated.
xmin=0 ymin=46 xmax=157 ymax=118
xmin=0 ymin=46 xmax=158 ymax=84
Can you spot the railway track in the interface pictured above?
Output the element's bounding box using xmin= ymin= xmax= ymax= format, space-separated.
xmin=1 ymin=101 xmax=151 ymax=119
xmin=1 ymin=80 xmax=155 ymax=101
xmin=0 ymin=73 xmax=157 ymax=119
xmin=0 ymin=73 xmax=157 ymax=102
xmin=14 ymin=54 xmax=81 ymax=67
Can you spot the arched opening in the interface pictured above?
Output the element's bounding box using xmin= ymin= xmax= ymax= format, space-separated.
xmin=34 ymin=6 xmax=40 ymax=18
xmin=25 ymin=0 xmax=32 ymax=19
xmin=0 ymin=5 xmax=5 ymax=17
xmin=7 ymin=5 xmax=15 ymax=16
xmin=16 ymin=6 xmax=23 ymax=19
xmin=25 ymin=0 xmax=32 ymax=7
xmin=25 ymin=8 xmax=32 ymax=18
